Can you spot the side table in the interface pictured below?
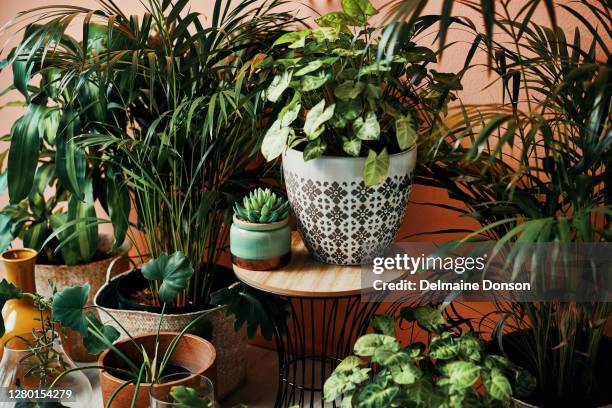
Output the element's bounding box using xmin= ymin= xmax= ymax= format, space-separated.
xmin=233 ymin=233 xmax=392 ymax=408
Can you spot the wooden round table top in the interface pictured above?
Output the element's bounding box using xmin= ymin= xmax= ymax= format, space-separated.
xmin=233 ymin=232 xmax=370 ymax=298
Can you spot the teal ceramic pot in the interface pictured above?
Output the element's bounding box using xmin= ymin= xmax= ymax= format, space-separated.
xmin=230 ymin=215 xmax=291 ymax=270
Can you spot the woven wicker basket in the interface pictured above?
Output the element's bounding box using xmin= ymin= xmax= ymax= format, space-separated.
xmin=94 ymin=269 xmax=247 ymax=400
xmin=34 ymin=235 xmax=131 ymax=361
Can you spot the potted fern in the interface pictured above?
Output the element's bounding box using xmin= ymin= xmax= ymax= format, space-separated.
xmin=231 ymin=188 xmax=292 ymax=270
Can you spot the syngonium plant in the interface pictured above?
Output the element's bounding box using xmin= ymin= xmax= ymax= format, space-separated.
xmin=233 ymin=188 xmax=290 ymax=223
xmin=259 ymin=0 xmax=461 ymax=185
xmin=0 ymin=22 xmax=130 ymax=265
xmin=324 ymin=306 xmax=536 ymax=408
xmin=0 ymin=251 xmax=209 ymax=408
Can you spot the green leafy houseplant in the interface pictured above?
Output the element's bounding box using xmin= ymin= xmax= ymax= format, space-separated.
xmin=233 ymin=188 xmax=290 ymax=223
xmin=0 ymin=21 xmax=130 ymax=265
xmin=259 ymin=0 xmax=459 ymax=185
xmin=0 ymin=251 xmax=212 ymax=408
xmin=324 ymin=306 xmax=535 ymax=407
xmin=415 ymin=1 xmax=611 ymax=406
xmin=3 ymin=0 xmax=293 ymax=308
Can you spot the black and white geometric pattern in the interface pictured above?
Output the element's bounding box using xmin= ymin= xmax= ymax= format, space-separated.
xmin=284 ymin=171 xmax=414 ymax=265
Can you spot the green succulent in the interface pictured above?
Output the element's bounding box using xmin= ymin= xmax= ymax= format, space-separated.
xmin=233 ymin=188 xmax=290 ymax=223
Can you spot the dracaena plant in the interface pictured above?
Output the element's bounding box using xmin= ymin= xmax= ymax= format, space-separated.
xmin=0 ymin=251 xmax=208 ymax=408
xmin=4 ymin=0 xmax=293 ymax=307
xmin=417 ymin=1 xmax=611 ymax=405
xmin=324 ymin=306 xmax=535 ymax=407
xmin=0 ymin=23 xmax=130 ymax=265
xmin=259 ymin=0 xmax=460 ymax=185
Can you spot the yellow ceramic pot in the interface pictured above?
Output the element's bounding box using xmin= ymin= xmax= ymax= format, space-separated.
xmin=0 ymin=248 xmax=42 ymax=359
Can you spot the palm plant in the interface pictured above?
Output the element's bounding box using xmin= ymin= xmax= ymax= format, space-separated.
xmin=416 ymin=1 xmax=611 ymax=405
xmin=3 ymin=0 xmax=293 ymax=307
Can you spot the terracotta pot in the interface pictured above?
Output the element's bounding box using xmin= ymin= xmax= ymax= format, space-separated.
xmin=35 ymin=235 xmax=130 ymax=362
xmin=98 ymin=332 xmax=216 ymax=408
xmin=95 ymin=269 xmax=247 ymax=400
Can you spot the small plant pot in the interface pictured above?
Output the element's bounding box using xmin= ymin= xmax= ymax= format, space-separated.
xmin=98 ymin=332 xmax=216 ymax=408
xmin=230 ymin=214 xmax=291 ymax=270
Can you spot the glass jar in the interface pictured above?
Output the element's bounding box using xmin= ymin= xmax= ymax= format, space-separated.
xmin=149 ymin=374 xmax=216 ymax=408
xmin=0 ymin=333 xmax=93 ymax=408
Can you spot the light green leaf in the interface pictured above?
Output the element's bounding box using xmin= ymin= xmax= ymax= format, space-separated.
xmin=313 ymin=27 xmax=340 ymax=42
xmin=279 ymin=93 xmax=302 ymax=126
xmin=261 ymin=120 xmax=290 ymax=161
xmin=335 ymin=356 xmax=363 ymax=372
xmin=354 ymin=111 xmax=380 ymax=141
xmin=342 ymin=137 xmax=361 ymax=157
xmin=342 ymin=0 xmax=378 ymax=19
xmin=169 ymin=385 xmax=208 ymax=407
xmin=300 ymin=70 xmax=331 ymax=92
xmin=334 ymin=80 xmax=365 ymax=100
xmin=440 ymin=361 xmax=481 ymax=390
xmin=295 ymin=60 xmax=323 ymax=77
xmin=353 ymin=333 xmax=399 ymax=357
xmin=303 ymin=138 xmax=327 ymax=161
xmin=391 ymin=362 xmax=421 ymax=385
xmin=363 ymin=148 xmax=389 ymax=186
xmin=52 ymin=284 xmax=90 ymax=337
xmin=304 ymin=99 xmax=335 ymax=137
xmin=324 ymin=372 xmax=354 ymax=402
xmin=429 ymin=334 xmax=459 ymax=360
xmin=395 ymin=114 xmax=418 ymax=151
xmin=273 ymin=29 xmax=311 ymax=49
xmin=267 ymin=70 xmax=293 ymax=102
xmin=316 ymin=12 xmax=360 ymax=31
xmin=141 ymin=251 xmax=195 ymax=304
xmin=358 ymin=382 xmax=398 ymax=408
xmin=358 ymin=62 xmax=391 ymax=77
xmin=483 ymin=367 xmax=512 ymax=401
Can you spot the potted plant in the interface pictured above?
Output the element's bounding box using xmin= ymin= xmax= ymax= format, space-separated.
xmin=0 ymin=250 xmax=216 ymax=408
xmin=259 ymin=0 xmax=459 ymax=265
xmin=231 ymin=188 xmax=291 ymax=270
xmin=5 ymin=0 xmax=294 ymax=397
xmin=416 ymin=2 xmax=611 ymax=406
xmin=0 ymin=21 xmax=131 ymax=360
xmin=324 ymin=306 xmax=536 ymax=407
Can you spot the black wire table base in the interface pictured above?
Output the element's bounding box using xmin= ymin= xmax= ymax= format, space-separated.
xmin=260 ymin=290 xmax=389 ymax=408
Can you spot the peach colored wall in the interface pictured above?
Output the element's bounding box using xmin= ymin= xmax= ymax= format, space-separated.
xmin=0 ymin=0 xmax=597 ymax=247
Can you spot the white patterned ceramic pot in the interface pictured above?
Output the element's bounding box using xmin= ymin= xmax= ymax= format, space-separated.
xmin=283 ymin=147 xmax=416 ymax=265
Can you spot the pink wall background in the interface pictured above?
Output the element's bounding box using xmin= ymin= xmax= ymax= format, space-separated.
xmin=0 ymin=0 xmax=598 ymax=246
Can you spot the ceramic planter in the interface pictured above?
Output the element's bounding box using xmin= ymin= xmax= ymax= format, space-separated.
xmin=94 ymin=270 xmax=247 ymax=400
xmin=98 ymin=332 xmax=216 ymax=408
xmin=283 ymin=147 xmax=417 ymax=265
xmin=230 ymin=215 xmax=291 ymax=270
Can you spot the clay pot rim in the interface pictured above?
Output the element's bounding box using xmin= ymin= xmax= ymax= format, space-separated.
xmin=1 ymin=248 xmax=37 ymax=263
xmin=97 ymin=332 xmax=216 ymax=386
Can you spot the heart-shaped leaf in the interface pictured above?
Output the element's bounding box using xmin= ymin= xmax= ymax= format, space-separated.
xmin=354 ymin=111 xmax=380 ymax=141
xmin=363 ymin=148 xmax=389 ymax=186
xmin=304 ymin=99 xmax=335 ymax=137
xmin=52 ymin=284 xmax=90 ymax=337
xmin=141 ymin=252 xmax=194 ymax=304
xmin=267 ymin=70 xmax=293 ymax=102
xmin=395 ymin=114 xmax=418 ymax=151
xmin=261 ymin=119 xmax=290 ymax=161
